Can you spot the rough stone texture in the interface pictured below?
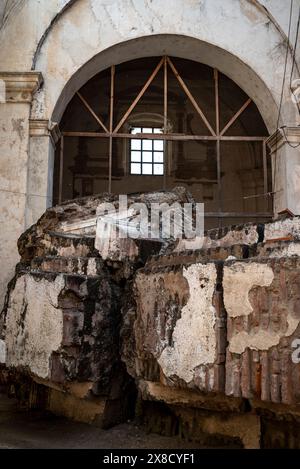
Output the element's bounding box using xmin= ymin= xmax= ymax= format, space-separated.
xmin=122 ymin=257 xmax=226 ymax=394
xmin=0 ymin=340 xmax=6 ymax=364
xmin=3 ymin=192 xmax=300 ymax=442
xmin=264 ymin=218 xmax=300 ymax=242
xmin=121 ymin=223 xmax=300 ymax=420
xmin=139 ymin=381 xmax=260 ymax=448
xmin=0 ymin=189 xmax=191 ymax=425
xmin=1 ymin=267 xmax=122 ymax=391
xmin=224 ymin=257 xmax=300 ymax=405
xmin=4 ymin=273 xmax=64 ymax=379
xmin=18 ymin=187 xmax=191 ymax=263
xmin=174 ymin=217 xmax=300 ymax=254
xmin=224 ymin=262 xmax=275 ymax=321
xmin=174 ymin=222 xmax=260 ymax=252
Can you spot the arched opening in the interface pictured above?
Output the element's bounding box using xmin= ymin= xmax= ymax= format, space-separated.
xmin=53 ymin=55 xmax=271 ymax=229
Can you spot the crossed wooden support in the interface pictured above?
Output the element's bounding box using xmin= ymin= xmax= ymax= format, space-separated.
xmin=59 ymin=56 xmax=269 ymax=222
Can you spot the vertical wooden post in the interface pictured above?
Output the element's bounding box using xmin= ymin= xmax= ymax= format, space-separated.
xmin=214 ymin=69 xmax=220 ymax=136
xmin=214 ymin=69 xmax=222 ymax=228
xmin=217 ymin=139 xmax=222 ymax=228
xmin=263 ymin=139 xmax=268 ymax=211
xmin=59 ymin=135 xmax=64 ymax=204
xmin=163 ymin=56 xmax=168 ymax=190
xmin=109 ymin=65 xmax=115 ymax=193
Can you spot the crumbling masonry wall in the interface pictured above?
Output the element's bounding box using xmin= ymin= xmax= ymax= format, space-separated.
xmin=121 ymin=215 xmax=300 ymax=447
xmin=2 ymin=191 xmax=300 ymax=446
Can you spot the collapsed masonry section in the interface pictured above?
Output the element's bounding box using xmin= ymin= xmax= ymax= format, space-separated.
xmin=1 ymin=189 xmax=300 ymax=446
xmin=127 ymin=250 xmax=300 ymax=404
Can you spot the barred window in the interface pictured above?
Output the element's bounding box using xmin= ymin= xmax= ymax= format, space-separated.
xmin=130 ymin=127 xmax=164 ymax=176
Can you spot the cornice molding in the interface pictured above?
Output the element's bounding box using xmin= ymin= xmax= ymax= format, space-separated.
xmin=266 ymin=127 xmax=300 ymax=153
xmin=0 ymin=72 xmax=43 ymax=103
xmin=29 ymin=119 xmax=61 ymax=145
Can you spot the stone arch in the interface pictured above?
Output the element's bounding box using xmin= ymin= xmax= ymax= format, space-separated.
xmin=25 ymin=0 xmax=300 ymax=228
xmin=48 ymin=35 xmax=278 ymax=132
xmin=29 ymin=0 xmax=298 ymax=130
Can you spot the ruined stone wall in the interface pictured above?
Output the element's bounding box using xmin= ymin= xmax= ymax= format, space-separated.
xmin=120 ymin=215 xmax=300 ymax=447
xmin=2 ymin=190 xmax=300 ymax=446
xmin=129 ymin=248 xmax=300 ymax=404
xmin=0 ymin=190 xmax=186 ymax=425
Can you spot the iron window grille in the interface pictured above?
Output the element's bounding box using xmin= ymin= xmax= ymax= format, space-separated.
xmin=130 ymin=127 xmax=164 ymax=175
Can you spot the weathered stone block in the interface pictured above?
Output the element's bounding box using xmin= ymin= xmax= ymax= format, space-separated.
xmin=3 ymin=272 xmax=64 ymax=379
xmin=123 ymin=259 xmax=226 ymax=393
xmin=224 ymin=257 xmax=300 ymax=404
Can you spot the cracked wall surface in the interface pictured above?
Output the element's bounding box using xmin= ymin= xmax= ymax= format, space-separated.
xmin=121 ymin=213 xmax=300 ymax=408
xmin=4 ymin=274 xmax=64 ymax=379
xmin=129 ymin=262 xmax=224 ymax=393
xmin=2 ymin=192 xmax=300 ymax=445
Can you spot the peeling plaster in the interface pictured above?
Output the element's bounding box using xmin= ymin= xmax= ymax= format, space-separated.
xmin=0 ymin=339 xmax=6 ymax=363
xmin=5 ymin=274 xmax=64 ymax=379
xmin=224 ymin=261 xmax=300 ymax=354
xmin=223 ymin=262 xmax=274 ymax=318
xmin=228 ymin=313 xmax=300 ymax=354
xmin=158 ymin=263 xmax=217 ymax=383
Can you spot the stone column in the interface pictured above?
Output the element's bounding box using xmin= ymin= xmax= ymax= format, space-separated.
xmin=27 ymin=119 xmax=60 ymax=228
xmin=0 ymin=72 xmax=43 ymax=310
xmin=266 ymin=127 xmax=300 ymax=216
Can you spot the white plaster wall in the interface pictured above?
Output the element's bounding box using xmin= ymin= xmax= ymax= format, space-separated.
xmin=0 ymin=103 xmax=31 ymax=311
xmin=28 ymin=0 xmax=298 ymax=129
xmin=1 ymin=1 xmax=298 ymax=75
xmin=26 ymin=135 xmax=55 ymax=227
xmin=4 ymin=273 xmax=64 ymax=379
xmin=0 ymin=0 xmax=298 ymax=126
xmin=0 ymin=1 xmax=72 ymax=71
xmin=158 ymin=263 xmax=217 ymax=383
xmin=223 ymin=262 xmax=274 ymax=318
xmin=260 ymin=0 xmax=300 ymax=48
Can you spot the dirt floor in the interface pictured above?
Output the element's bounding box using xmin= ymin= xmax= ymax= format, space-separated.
xmin=0 ymin=393 xmax=202 ymax=449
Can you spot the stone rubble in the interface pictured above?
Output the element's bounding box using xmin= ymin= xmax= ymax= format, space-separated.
xmin=1 ymin=188 xmax=300 ymax=446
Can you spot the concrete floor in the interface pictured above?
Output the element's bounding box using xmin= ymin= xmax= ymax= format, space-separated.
xmin=0 ymin=393 xmax=201 ymax=449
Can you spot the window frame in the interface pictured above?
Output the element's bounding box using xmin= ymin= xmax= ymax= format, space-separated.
xmin=129 ymin=126 xmax=164 ymax=176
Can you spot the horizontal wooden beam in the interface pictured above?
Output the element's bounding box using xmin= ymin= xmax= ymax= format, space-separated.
xmin=62 ymin=131 xmax=266 ymax=142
